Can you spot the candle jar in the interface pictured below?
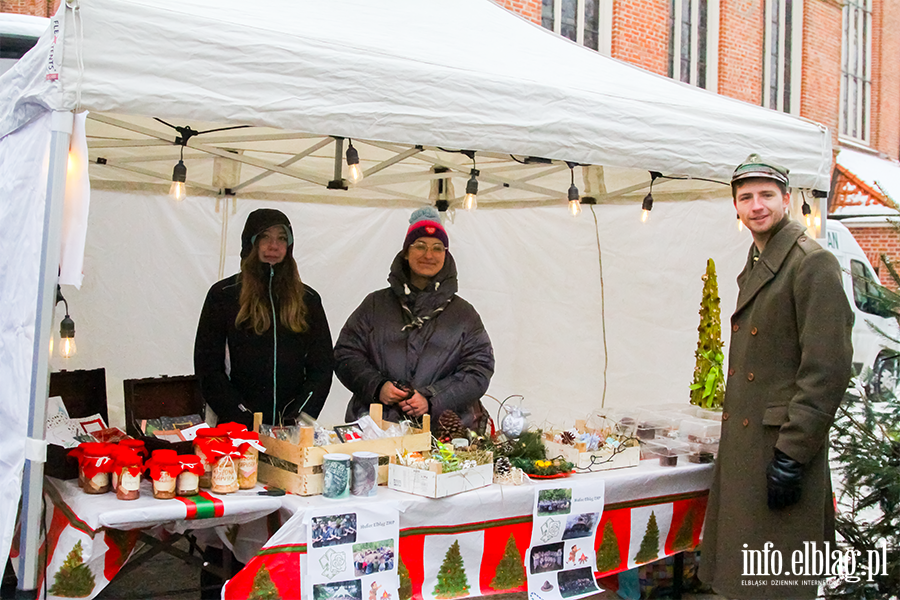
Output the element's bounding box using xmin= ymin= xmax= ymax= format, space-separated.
xmin=177 ymin=455 xmax=204 ymax=496
xmin=230 ymin=431 xmax=262 ymax=489
xmin=80 ymin=443 xmax=114 ymax=494
xmin=115 ymin=450 xmax=143 ymax=501
xmin=193 ymin=428 xmax=225 ymax=489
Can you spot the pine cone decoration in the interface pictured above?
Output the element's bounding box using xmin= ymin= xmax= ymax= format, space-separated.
xmin=437 ymin=410 xmax=467 ymax=441
xmin=494 ymin=456 xmax=512 ymax=475
xmin=560 ymin=430 xmax=576 ymax=445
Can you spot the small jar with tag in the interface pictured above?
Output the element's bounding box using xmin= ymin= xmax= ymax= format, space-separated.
xmin=115 ymin=450 xmax=143 ymax=501
xmin=147 ymin=449 xmax=181 ymax=499
xmin=207 ymin=440 xmax=241 ymax=494
xmin=176 ymin=455 xmax=204 ymax=496
xmin=80 ymin=443 xmax=114 ymax=494
xmin=230 ymin=431 xmax=262 ymax=489
xmin=193 ymin=428 xmax=226 ymax=489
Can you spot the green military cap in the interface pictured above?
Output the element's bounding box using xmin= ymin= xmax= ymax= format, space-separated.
xmin=732 ymin=153 xmax=790 ymax=187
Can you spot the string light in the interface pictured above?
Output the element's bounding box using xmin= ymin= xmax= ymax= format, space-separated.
xmin=346 ymin=140 xmax=363 ymax=183
xmin=56 ymin=285 xmax=76 ymax=359
xmin=169 ymin=154 xmax=187 ymax=201
xmin=567 ymin=163 xmax=581 ymax=217
xmin=641 ymin=172 xmax=661 ymax=223
xmin=462 ymin=151 xmax=478 ymax=211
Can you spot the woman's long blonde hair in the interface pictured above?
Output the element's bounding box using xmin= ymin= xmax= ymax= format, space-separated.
xmin=235 ymin=248 xmax=308 ymax=335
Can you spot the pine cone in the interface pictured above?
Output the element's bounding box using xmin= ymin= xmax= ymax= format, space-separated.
xmin=494 ymin=456 xmax=512 ymax=475
xmin=437 ymin=410 xmax=467 ymax=441
xmin=560 ymin=430 xmax=576 ymax=445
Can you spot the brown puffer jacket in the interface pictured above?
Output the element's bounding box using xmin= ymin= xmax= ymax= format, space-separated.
xmin=335 ymin=250 xmax=494 ymax=433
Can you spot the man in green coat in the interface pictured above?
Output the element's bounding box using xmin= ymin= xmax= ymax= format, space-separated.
xmin=699 ymin=154 xmax=853 ymax=598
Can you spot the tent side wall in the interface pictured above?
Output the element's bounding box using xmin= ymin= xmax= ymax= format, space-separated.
xmin=0 ymin=110 xmax=55 ymax=582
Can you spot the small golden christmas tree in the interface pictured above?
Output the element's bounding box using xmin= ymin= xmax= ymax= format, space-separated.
xmin=690 ymin=259 xmax=726 ymax=409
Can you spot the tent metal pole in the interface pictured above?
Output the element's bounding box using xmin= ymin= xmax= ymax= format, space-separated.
xmin=17 ymin=110 xmax=74 ymax=599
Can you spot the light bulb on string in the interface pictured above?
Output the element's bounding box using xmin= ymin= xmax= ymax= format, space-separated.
xmin=566 ymin=162 xmax=581 ymax=217
xmin=55 ymin=285 xmax=76 ymax=359
xmin=801 ymin=194 xmax=813 ymax=229
xmin=641 ymin=172 xmax=660 ymax=223
xmin=346 ymin=140 xmax=363 ymax=183
xmin=464 ymin=170 xmax=479 ymax=211
xmin=170 ymin=144 xmax=187 ymax=201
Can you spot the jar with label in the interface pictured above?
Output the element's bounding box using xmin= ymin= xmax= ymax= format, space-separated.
xmin=207 ymin=440 xmax=241 ymax=494
xmin=68 ymin=446 xmax=86 ymax=487
xmin=80 ymin=443 xmax=114 ymax=494
xmin=177 ymin=455 xmax=204 ymax=496
xmin=109 ymin=445 xmax=130 ymax=492
xmin=230 ymin=431 xmax=263 ymax=489
xmin=115 ymin=450 xmax=143 ymax=501
xmin=118 ymin=438 xmax=147 ymax=459
xmin=147 ymin=449 xmax=181 ymax=499
xmin=193 ymin=427 xmax=226 ymax=489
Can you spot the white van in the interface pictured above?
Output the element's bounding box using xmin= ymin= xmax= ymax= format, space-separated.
xmin=0 ymin=13 xmax=48 ymax=77
xmin=825 ymin=219 xmax=900 ymax=393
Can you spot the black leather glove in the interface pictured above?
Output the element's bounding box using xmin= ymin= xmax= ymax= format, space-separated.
xmin=766 ymin=448 xmax=803 ymax=510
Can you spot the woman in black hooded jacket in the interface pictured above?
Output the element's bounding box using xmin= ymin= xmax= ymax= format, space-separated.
xmin=194 ymin=208 xmax=333 ymax=428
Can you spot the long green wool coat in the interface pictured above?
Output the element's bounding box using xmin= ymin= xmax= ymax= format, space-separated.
xmin=700 ymin=217 xmax=854 ymax=599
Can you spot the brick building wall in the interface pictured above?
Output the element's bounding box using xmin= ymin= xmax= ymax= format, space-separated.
xmin=801 ymin=0 xmax=842 ymax=151
xmin=497 ymin=0 xmax=541 ymax=24
xmin=717 ymin=0 xmax=764 ymax=104
xmin=611 ymin=0 xmax=669 ymax=76
xmin=870 ymin=0 xmax=900 ymax=160
xmin=846 ymin=224 xmax=900 ymax=290
xmin=0 ymin=0 xmax=56 ymax=17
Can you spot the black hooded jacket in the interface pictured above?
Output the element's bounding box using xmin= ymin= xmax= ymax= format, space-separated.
xmin=193 ymin=208 xmax=333 ymax=428
xmin=335 ymin=251 xmax=494 ymax=432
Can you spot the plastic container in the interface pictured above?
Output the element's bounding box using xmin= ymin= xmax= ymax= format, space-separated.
xmin=642 ymin=439 xmax=691 ymax=466
xmin=677 ymin=418 xmax=722 ymax=444
xmin=687 ymin=441 xmax=719 ymax=464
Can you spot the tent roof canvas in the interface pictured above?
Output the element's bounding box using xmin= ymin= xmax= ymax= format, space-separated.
xmin=1 ymin=0 xmax=831 ymax=191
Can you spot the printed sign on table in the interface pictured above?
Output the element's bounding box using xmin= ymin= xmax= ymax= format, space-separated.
xmin=305 ymin=505 xmax=400 ymax=600
xmin=526 ymin=480 xmax=605 ymax=600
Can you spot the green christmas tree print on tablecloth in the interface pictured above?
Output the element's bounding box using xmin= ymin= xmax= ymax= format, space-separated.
xmin=672 ymin=506 xmax=696 ymax=552
xmin=595 ymin=521 xmax=621 ymax=573
xmin=247 ymin=564 xmax=281 ymax=600
xmin=48 ymin=540 xmax=96 ymax=598
xmin=398 ymin=557 xmax=412 ymax=600
xmin=634 ymin=511 xmax=660 ymax=564
xmin=433 ymin=540 xmax=470 ymax=599
xmin=489 ymin=534 xmax=525 ymax=591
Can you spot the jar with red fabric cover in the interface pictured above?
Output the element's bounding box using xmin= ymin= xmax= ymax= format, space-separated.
xmin=206 ymin=440 xmax=242 ymax=494
xmin=217 ymin=422 xmax=248 ymax=436
xmin=79 ymin=443 xmax=115 ymax=494
xmin=118 ymin=439 xmax=147 ymax=459
xmin=147 ymin=449 xmax=182 ymax=499
xmin=229 ymin=431 xmax=263 ymax=489
xmin=193 ymin=428 xmax=226 ymax=489
xmin=176 ymin=455 xmax=204 ymax=496
xmin=115 ymin=449 xmax=143 ymax=500
xmin=67 ymin=446 xmax=86 ymax=487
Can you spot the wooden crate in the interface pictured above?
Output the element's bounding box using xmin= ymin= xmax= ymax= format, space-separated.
xmin=255 ymin=405 xmax=432 ymax=496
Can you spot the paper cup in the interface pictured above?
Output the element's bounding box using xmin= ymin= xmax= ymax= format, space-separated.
xmin=351 ymin=451 xmax=379 ymax=497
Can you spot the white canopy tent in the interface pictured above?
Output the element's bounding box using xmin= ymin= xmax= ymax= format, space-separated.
xmin=0 ymin=0 xmax=833 ymax=593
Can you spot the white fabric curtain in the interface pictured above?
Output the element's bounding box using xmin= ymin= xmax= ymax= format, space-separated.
xmin=0 ymin=111 xmax=52 ymax=570
xmin=53 ymin=193 xmax=747 ymax=431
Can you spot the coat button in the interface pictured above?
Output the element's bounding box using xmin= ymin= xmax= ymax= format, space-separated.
xmin=722 ymin=412 xmax=729 ymax=421
xmin=732 ymin=324 xmax=740 ymax=332
xmin=751 ymin=327 xmax=758 ymax=335
xmin=728 ymin=368 xmax=735 ymax=376
xmin=742 ymin=418 xmax=749 ymax=427
xmin=747 ymin=373 xmax=755 ymax=381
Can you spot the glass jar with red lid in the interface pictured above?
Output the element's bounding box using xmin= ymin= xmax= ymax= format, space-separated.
xmin=176 ymin=455 xmax=204 ymax=496
xmin=192 ymin=427 xmax=226 ymax=489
